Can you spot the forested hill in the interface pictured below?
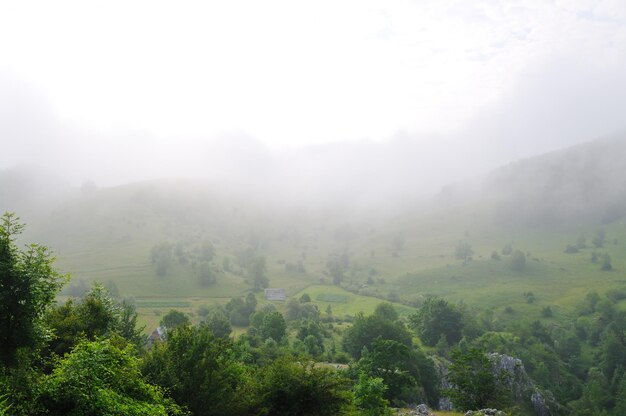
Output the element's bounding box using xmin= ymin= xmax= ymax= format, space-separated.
xmin=483 ymin=135 xmax=626 ymax=227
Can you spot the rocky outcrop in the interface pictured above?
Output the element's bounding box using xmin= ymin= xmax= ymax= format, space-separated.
xmin=435 ymin=352 xmax=559 ymax=415
xmin=464 ymin=409 xmax=506 ymax=416
xmin=413 ymin=403 xmax=430 ymax=415
xmin=487 ymin=353 xmax=557 ymax=415
xmin=433 ymin=357 xmax=454 ymax=411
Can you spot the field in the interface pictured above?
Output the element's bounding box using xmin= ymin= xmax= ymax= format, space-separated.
xmin=12 ymin=179 xmax=626 ymax=334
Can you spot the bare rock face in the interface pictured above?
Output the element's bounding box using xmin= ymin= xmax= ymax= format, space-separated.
xmin=487 ymin=352 xmax=556 ymax=416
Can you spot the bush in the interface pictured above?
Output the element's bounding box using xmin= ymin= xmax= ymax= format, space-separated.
xmin=511 ymin=250 xmax=526 ymax=271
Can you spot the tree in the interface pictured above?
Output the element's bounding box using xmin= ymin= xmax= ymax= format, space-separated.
xmin=249 ymin=256 xmax=269 ymax=291
xmin=374 ymin=302 xmax=399 ymax=322
xmin=455 ymin=241 xmax=474 ymax=264
xmin=259 ymin=311 xmax=287 ymax=342
xmin=150 ymin=242 xmax=173 ymax=277
xmin=142 ymin=325 xmax=249 ymax=416
xmin=0 ymin=212 xmax=68 ymax=366
xmin=342 ymin=313 xmax=412 ymax=359
xmin=197 ymin=261 xmax=217 ymax=285
xmin=601 ymin=253 xmax=612 ymax=271
xmin=46 ymin=283 xmax=144 ymax=356
xmin=160 ymin=309 xmax=190 ymax=330
xmin=410 ymin=296 xmax=464 ymax=346
xmin=205 ymin=310 xmax=232 ymax=338
xmin=446 ymin=348 xmax=509 ymax=411
xmin=200 ymin=239 xmax=215 ymax=261
xmin=252 ymin=357 xmax=353 ymax=416
xmin=297 ymin=320 xmax=326 ymax=356
xmin=353 ymin=372 xmax=392 ymax=416
xmin=38 ymin=339 xmax=182 ymax=416
xmin=510 ymin=250 xmax=526 ymax=271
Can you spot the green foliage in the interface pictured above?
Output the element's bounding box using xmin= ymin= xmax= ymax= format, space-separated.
xmin=204 ymin=310 xmax=232 ymax=338
xmin=541 ymin=306 xmax=553 ymax=318
xmin=150 ymin=242 xmax=173 ymax=277
xmin=160 ymin=309 xmax=190 ymax=330
xmin=259 ymin=311 xmax=286 ymax=342
xmin=510 ymin=249 xmax=526 ymax=271
xmin=251 ymin=357 xmax=353 ymax=416
xmin=353 ymin=372 xmax=392 ymax=416
xmin=226 ymin=295 xmax=257 ymax=326
xmin=285 ymin=298 xmax=321 ymax=321
xmin=196 ymin=261 xmax=217 ymax=286
xmin=374 ymin=302 xmax=399 ymax=322
xmin=410 ymin=296 xmax=464 ymax=346
xmin=0 ymin=212 xmax=68 ymax=366
xmin=354 ymin=338 xmax=438 ymax=406
xmin=296 ymin=320 xmax=326 ymax=356
xmin=446 ymin=347 xmax=509 ymax=411
xmin=342 ymin=312 xmax=412 ymax=359
xmin=46 ymin=283 xmax=144 ymax=356
xmin=0 ymin=394 xmax=10 ymax=415
xmin=249 ymin=256 xmax=269 ymax=291
xmin=455 ymin=241 xmax=474 ymax=263
xmin=142 ymin=325 xmax=249 ymax=416
xmin=601 ymin=253 xmax=612 ymax=271
xmin=38 ymin=339 xmax=182 ymax=416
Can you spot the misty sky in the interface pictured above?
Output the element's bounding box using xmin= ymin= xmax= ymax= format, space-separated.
xmin=1 ymin=0 xmax=626 ymax=193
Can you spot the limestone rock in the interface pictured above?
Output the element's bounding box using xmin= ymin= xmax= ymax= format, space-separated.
xmin=464 ymin=409 xmax=506 ymax=416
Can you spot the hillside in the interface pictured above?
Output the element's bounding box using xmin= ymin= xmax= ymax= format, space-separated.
xmin=2 ymin=137 xmax=626 ymax=331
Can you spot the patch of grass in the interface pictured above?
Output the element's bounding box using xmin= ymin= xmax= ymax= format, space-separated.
xmin=135 ymin=300 xmax=192 ymax=308
xmin=316 ymin=293 xmax=349 ymax=303
xmin=295 ymin=285 xmax=416 ymax=318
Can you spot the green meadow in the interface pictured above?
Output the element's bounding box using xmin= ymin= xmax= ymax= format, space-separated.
xmin=24 ymin=179 xmax=624 ymax=335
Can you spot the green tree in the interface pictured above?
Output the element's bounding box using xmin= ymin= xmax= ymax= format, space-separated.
xmin=353 ymin=372 xmax=392 ymax=416
xmin=259 ymin=311 xmax=286 ymax=342
xmin=38 ymin=339 xmax=181 ymax=416
xmin=160 ymin=309 xmax=190 ymax=330
xmin=0 ymin=212 xmax=68 ymax=366
xmin=510 ymin=250 xmax=526 ymax=271
xmin=197 ymin=261 xmax=217 ymax=285
xmin=46 ymin=283 xmax=144 ymax=356
xmin=601 ymin=253 xmax=612 ymax=271
xmin=613 ymin=375 xmax=626 ymax=415
xmin=446 ymin=348 xmax=509 ymax=411
xmin=249 ymin=256 xmax=269 ymax=291
xmin=252 ymin=357 xmax=353 ymax=415
xmin=142 ymin=325 xmax=250 ymax=416
xmin=374 ymin=302 xmax=399 ymax=322
xmin=455 ymin=241 xmax=474 ymax=264
xmin=205 ymin=310 xmax=232 ymax=338
xmin=200 ymin=239 xmax=215 ymax=261
xmin=342 ymin=313 xmax=412 ymax=359
xmin=354 ymin=338 xmax=439 ymax=406
xmin=410 ymin=296 xmax=464 ymax=346
xmin=150 ymin=242 xmax=173 ymax=277
xmin=297 ymin=320 xmax=326 ymax=356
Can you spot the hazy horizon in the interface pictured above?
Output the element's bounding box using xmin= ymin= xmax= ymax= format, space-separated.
xmin=2 ymin=1 xmax=626 ymax=202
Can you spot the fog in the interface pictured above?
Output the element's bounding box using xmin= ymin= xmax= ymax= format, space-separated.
xmin=2 ymin=1 xmax=626 ymax=212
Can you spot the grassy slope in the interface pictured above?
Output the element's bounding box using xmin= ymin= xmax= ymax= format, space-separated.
xmin=13 ymin=170 xmax=625 ymax=333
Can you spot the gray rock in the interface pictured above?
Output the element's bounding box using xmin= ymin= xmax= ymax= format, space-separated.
xmin=412 ymin=403 xmax=430 ymax=415
xmin=464 ymin=409 xmax=506 ymax=416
